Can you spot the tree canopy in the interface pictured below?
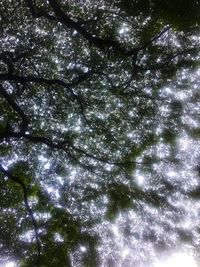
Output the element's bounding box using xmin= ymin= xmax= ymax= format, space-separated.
xmin=0 ymin=1 xmax=200 ymax=266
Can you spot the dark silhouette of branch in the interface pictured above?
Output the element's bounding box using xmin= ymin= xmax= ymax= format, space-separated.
xmin=0 ymin=71 xmax=94 ymax=130
xmin=140 ymin=26 xmax=171 ymax=50
xmin=0 ymin=130 xmax=146 ymax=169
xmin=25 ymin=0 xmax=137 ymax=56
xmin=24 ymin=0 xmax=173 ymax=70
xmin=0 ymin=72 xmax=92 ymax=90
xmin=10 ymin=0 xmax=21 ymax=17
xmin=0 ymin=164 xmax=41 ymax=267
xmin=0 ymin=72 xmax=93 ymax=103
xmin=0 ymin=84 xmax=29 ymax=132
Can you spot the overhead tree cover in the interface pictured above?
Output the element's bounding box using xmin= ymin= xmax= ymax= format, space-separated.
xmin=0 ymin=0 xmax=200 ymax=266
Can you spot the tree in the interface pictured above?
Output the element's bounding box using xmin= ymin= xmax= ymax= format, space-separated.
xmin=0 ymin=1 xmax=200 ymax=266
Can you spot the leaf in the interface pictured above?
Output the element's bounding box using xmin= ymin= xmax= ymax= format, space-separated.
xmin=162 ymin=129 xmax=177 ymax=144
xmin=188 ymin=128 xmax=200 ymax=139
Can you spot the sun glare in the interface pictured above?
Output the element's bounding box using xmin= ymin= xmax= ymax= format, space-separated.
xmin=154 ymin=253 xmax=197 ymax=267
xmin=3 ymin=262 xmax=15 ymax=267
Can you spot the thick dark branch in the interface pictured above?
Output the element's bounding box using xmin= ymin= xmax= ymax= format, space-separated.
xmin=0 ymin=72 xmax=92 ymax=101
xmin=26 ymin=0 xmax=172 ymax=60
xmin=0 ymin=131 xmax=59 ymax=148
xmin=0 ymin=131 xmax=139 ymax=168
xmin=0 ymin=72 xmax=91 ymax=88
xmin=0 ymin=84 xmax=29 ymax=132
xmin=49 ymin=0 xmax=128 ymax=54
xmin=25 ymin=0 xmax=172 ymax=60
xmin=141 ymin=26 xmax=170 ymax=50
xmin=25 ymin=0 xmax=137 ymax=56
xmin=0 ymin=164 xmax=41 ymax=267
xmin=0 ymin=72 xmax=95 ymax=133
xmin=0 ymin=73 xmax=72 ymax=87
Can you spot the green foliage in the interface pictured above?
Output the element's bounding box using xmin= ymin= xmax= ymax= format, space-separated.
xmin=162 ymin=129 xmax=177 ymax=144
xmin=187 ymin=127 xmax=200 ymax=139
xmin=115 ymin=0 xmax=200 ymax=30
xmin=0 ymin=0 xmax=199 ymax=266
xmin=106 ymin=183 xmax=133 ymax=220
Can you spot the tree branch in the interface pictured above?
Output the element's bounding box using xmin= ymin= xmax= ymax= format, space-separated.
xmin=25 ymin=0 xmax=172 ymax=61
xmin=0 ymin=72 xmax=92 ymax=101
xmin=0 ymin=164 xmax=41 ymax=267
xmin=0 ymin=84 xmax=29 ymax=132
xmin=25 ymin=0 xmax=137 ymax=56
xmin=0 ymin=131 xmax=141 ymax=168
xmin=140 ymin=26 xmax=170 ymax=50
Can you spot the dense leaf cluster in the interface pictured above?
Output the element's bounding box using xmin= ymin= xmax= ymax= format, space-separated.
xmin=0 ymin=1 xmax=200 ymax=266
